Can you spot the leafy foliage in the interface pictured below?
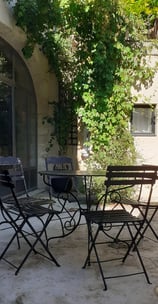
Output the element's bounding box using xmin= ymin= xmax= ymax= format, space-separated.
xmin=42 ymin=100 xmax=73 ymax=154
xmin=5 ymin=0 xmax=158 ymax=164
xmin=120 ymin=0 xmax=158 ymax=19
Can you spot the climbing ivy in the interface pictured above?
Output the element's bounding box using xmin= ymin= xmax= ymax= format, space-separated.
xmin=5 ymin=0 xmax=158 ymax=164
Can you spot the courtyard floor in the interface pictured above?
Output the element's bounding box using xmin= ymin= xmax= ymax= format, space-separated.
xmin=0 ymin=192 xmax=158 ymax=304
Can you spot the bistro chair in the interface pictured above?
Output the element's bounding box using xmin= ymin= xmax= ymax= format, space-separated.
xmin=0 ymin=170 xmax=61 ymax=274
xmin=82 ymin=165 xmax=157 ymax=290
xmin=45 ymin=156 xmax=74 ymax=200
xmin=111 ymin=164 xmax=158 ymax=246
xmin=0 ymin=156 xmax=51 ymax=206
xmin=0 ymin=170 xmax=81 ymax=274
xmin=43 ymin=157 xmax=82 ymax=236
xmin=0 ymin=156 xmax=57 ymax=250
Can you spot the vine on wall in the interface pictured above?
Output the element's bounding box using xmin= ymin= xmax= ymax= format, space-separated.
xmin=6 ymin=0 xmax=158 ymax=164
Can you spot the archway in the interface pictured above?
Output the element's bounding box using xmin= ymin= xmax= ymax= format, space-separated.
xmin=0 ymin=37 xmax=37 ymax=190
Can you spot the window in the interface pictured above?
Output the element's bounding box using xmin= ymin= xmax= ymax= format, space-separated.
xmin=0 ymin=38 xmax=37 ymax=190
xmin=131 ymin=105 xmax=156 ymax=136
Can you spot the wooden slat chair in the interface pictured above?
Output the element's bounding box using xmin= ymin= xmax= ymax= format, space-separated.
xmin=45 ymin=156 xmax=74 ymax=200
xmin=110 ymin=165 xmax=158 ymax=244
xmin=0 ymin=171 xmax=61 ymax=274
xmin=82 ymin=165 xmax=157 ymax=290
xmin=44 ymin=156 xmax=82 ymax=227
xmin=0 ymin=170 xmax=82 ymax=274
xmin=0 ymin=157 xmax=53 ymax=245
xmin=0 ymin=156 xmax=51 ymax=206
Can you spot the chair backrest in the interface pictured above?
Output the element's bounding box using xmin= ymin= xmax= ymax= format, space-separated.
xmin=102 ymin=165 xmax=157 ymax=210
xmin=45 ymin=156 xmax=74 ymax=195
xmin=45 ymin=156 xmax=73 ymax=171
xmin=0 ymin=170 xmax=22 ymax=214
xmin=0 ymin=156 xmax=28 ymax=197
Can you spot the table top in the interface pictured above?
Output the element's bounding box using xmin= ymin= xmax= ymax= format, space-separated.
xmin=39 ymin=169 xmax=106 ymax=177
xmin=0 ymin=164 xmax=16 ymax=170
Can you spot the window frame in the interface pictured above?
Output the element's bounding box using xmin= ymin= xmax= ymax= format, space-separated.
xmin=131 ymin=104 xmax=156 ymax=136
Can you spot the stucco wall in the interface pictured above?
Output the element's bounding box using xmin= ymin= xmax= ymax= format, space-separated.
xmin=132 ymin=50 xmax=158 ymax=166
xmin=0 ymin=1 xmax=59 ymax=186
xmin=132 ymin=50 xmax=158 ymax=200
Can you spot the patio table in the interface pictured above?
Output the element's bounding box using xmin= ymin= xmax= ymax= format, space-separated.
xmin=39 ymin=169 xmax=106 ymax=211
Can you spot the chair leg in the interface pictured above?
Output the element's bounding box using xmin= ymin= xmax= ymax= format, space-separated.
xmin=136 ymin=208 xmax=158 ymax=247
xmin=0 ymin=214 xmax=60 ymax=275
xmin=83 ymin=224 xmax=108 ymax=290
xmin=83 ymin=220 xmax=152 ymax=290
xmin=122 ymin=223 xmax=151 ymax=285
xmin=14 ymin=215 xmax=60 ymax=275
xmin=0 ymin=218 xmax=38 ymax=263
xmin=15 ymin=223 xmax=60 ymax=275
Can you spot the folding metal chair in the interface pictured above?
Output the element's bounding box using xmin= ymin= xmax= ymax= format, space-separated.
xmin=0 ymin=169 xmax=81 ymax=274
xmin=0 ymin=156 xmax=51 ymax=206
xmin=42 ymin=158 xmax=82 ymax=240
xmin=111 ymin=165 xmax=158 ymax=245
xmin=45 ymin=156 xmax=74 ymax=199
xmin=0 ymin=156 xmax=55 ymax=252
xmin=82 ymin=165 xmax=157 ymax=290
xmin=0 ymin=170 xmax=62 ymax=275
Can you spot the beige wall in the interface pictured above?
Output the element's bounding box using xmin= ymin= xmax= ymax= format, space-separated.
xmin=132 ymin=50 xmax=158 ymax=166
xmin=0 ymin=1 xmax=59 ymax=186
xmin=132 ymin=50 xmax=158 ymax=200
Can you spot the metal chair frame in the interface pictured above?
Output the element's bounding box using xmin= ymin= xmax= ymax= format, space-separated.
xmin=0 ymin=171 xmax=61 ymax=274
xmin=41 ymin=172 xmax=82 ymax=241
xmin=0 ymin=156 xmax=54 ymax=244
xmin=111 ymin=165 xmax=158 ymax=245
xmin=0 ymin=156 xmax=51 ymax=205
xmin=0 ymin=170 xmax=81 ymax=274
xmin=82 ymin=165 xmax=157 ymax=290
xmin=45 ymin=156 xmax=74 ymax=200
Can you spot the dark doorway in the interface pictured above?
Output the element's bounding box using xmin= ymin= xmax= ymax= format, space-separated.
xmin=0 ymin=38 xmax=37 ymax=191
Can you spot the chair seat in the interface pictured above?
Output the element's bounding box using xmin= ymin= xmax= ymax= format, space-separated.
xmin=82 ymin=165 xmax=157 ymax=290
xmin=6 ymin=201 xmax=61 ymax=217
xmin=83 ymin=209 xmax=141 ymax=224
xmin=116 ymin=196 xmax=143 ymax=206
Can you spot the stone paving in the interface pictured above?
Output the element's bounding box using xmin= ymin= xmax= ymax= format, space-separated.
xmin=0 ymin=191 xmax=158 ymax=304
